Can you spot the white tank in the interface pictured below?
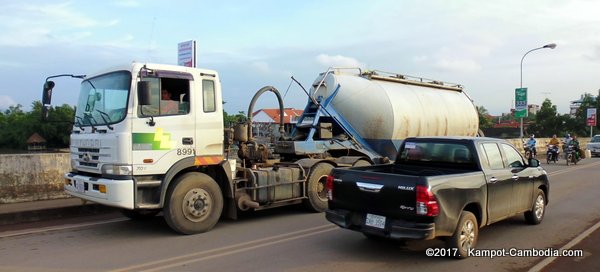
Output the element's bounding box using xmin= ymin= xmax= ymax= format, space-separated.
xmin=310 ymin=69 xmax=479 ymax=158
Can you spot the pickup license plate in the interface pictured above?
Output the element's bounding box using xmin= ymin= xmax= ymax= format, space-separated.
xmin=75 ymin=180 xmax=85 ymax=193
xmin=366 ymin=213 xmax=386 ymax=229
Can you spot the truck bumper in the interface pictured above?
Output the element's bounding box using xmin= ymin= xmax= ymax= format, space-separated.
xmin=326 ymin=209 xmax=435 ymax=240
xmin=64 ymin=173 xmax=134 ymax=209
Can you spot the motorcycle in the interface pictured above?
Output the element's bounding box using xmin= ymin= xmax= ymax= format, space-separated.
xmin=546 ymin=144 xmax=559 ymax=164
xmin=524 ymin=144 xmax=536 ymax=159
xmin=565 ymin=144 xmax=581 ymax=166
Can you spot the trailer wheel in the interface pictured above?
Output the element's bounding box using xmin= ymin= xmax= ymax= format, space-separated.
xmin=305 ymin=163 xmax=334 ymax=212
xmin=163 ymin=172 xmax=223 ymax=234
xmin=446 ymin=211 xmax=478 ymax=259
xmin=120 ymin=209 xmax=160 ymax=220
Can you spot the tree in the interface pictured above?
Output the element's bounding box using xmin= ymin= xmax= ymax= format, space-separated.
xmin=528 ymin=99 xmax=561 ymax=137
xmin=223 ymin=110 xmax=247 ymax=128
xmin=476 ymin=106 xmax=493 ymax=128
xmin=0 ymin=101 xmax=74 ymax=151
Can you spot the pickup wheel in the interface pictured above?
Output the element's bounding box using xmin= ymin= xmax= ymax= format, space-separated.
xmin=163 ymin=172 xmax=223 ymax=234
xmin=304 ymin=163 xmax=334 ymax=212
xmin=524 ymin=189 xmax=546 ymax=225
xmin=120 ymin=209 xmax=160 ymax=220
xmin=446 ymin=211 xmax=478 ymax=259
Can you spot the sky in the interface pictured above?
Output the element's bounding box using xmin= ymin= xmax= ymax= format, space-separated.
xmin=1 ymin=0 xmax=599 ymax=115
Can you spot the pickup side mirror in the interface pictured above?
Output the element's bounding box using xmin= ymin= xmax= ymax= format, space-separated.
xmin=41 ymin=81 xmax=55 ymax=121
xmin=528 ymin=158 xmax=540 ymax=167
xmin=137 ymin=81 xmax=152 ymax=106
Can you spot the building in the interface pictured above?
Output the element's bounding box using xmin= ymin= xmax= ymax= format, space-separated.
xmin=26 ymin=133 xmax=46 ymax=151
xmin=570 ymin=94 xmax=597 ymax=117
xmin=252 ymin=108 xmax=304 ymax=137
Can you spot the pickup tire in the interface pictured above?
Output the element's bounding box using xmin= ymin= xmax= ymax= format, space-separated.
xmin=305 ymin=163 xmax=334 ymax=212
xmin=524 ymin=189 xmax=546 ymax=225
xmin=446 ymin=211 xmax=478 ymax=259
xmin=120 ymin=209 xmax=160 ymax=220
xmin=163 ymin=172 xmax=223 ymax=234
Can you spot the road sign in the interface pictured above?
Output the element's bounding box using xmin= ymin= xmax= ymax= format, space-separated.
xmin=515 ymin=88 xmax=528 ymax=118
xmin=178 ymin=40 xmax=196 ymax=67
xmin=587 ymin=108 xmax=597 ymax=126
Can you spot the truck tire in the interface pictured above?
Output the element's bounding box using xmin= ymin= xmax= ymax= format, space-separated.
xmin=120 ymin=209 xmax=160 ymax=220
xmin=163 ymin=172 xmax=223 ymax=235
xmin=446 ymin=211 xmax=478 ymax=259
xmin=352 ymin=159 xmax=372 ymax=167
xmin=304 ymin=163 xmax=334 ymax=212
xmin=524 ymin=189 xmax=546 ymax=225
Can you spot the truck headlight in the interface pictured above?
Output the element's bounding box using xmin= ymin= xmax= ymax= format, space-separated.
xmin=101 ymin=164 xmax=133 ymax=176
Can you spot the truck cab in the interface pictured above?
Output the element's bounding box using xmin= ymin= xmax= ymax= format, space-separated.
xmin=63 ymin=63 xmax=224 ymax=210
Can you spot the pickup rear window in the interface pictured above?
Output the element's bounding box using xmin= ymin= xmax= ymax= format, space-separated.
xmin=397 ymin=142 xmax=477 ymax=169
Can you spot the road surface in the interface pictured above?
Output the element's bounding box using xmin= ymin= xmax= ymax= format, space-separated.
xmin=1 ymin=158 xmax=599 ymax=272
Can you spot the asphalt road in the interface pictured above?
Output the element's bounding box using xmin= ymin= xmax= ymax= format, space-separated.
xmin=0 ymin=158 xmax=599 ymax=272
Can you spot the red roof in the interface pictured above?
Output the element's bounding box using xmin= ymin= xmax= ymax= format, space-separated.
xmin=252 ymin=108 xmax=304 ymax=124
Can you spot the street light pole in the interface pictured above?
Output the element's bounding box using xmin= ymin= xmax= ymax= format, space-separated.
xmin=519 ymin=43 xmax=557 ymax=138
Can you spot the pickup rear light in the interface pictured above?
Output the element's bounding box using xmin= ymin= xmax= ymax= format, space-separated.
xmin=416 ymin=185 xmax=439 ymax=216
xmin=326 ymin=175 xmax=334 ymax=200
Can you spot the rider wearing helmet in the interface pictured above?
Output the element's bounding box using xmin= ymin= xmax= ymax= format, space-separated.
xmin=525 ymin=134 xmax=537 ymax=157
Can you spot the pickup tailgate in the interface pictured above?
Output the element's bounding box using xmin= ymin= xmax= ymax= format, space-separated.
xmin=328 ymin=167 xmax=422 ymax=218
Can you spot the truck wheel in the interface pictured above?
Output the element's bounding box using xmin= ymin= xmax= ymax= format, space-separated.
xmin=352 ymin=159 xmax=372 ymax=167
xmin=524 ymin=189 xmax=546 ymax=225
xmin=446 ymin=211 xmax=478 ymax=259
xmin=304 ymin=163 xmax=334 ymax=212
xmin=163 ymin=172 xmax=223 ymax=234
xmin=120 ymin=209 xmax=160 ymax=220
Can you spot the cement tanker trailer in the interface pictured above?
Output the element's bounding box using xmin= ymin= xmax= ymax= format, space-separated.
xmin=274 ymin=69 xmax=480 ymax=162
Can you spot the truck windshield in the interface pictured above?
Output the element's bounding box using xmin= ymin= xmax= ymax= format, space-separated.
xmin=74 ymin=71 xmax=131 ymax=127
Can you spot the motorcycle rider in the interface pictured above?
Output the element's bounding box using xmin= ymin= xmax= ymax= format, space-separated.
xmin=571 ymin=135 xmax=582 ymax=160
xmin=525 ymin=134 xmax=537 ymax=158
xmin=547 ymin=134 xmax=560 ymax=160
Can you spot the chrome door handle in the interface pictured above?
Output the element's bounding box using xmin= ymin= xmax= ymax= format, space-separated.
xmin=489 ymin=177 xmax=498 ymax=183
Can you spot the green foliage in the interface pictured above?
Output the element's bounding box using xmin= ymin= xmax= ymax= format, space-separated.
xmin=527 ymin=94 xmax=600 ymax=138
xmin=477 ymin=106 xmax=493 ymax=128
xmin=223 ymin=110 xmax=247 ymax=128
xmin=0 ymin=101 xmax=74 ymax=151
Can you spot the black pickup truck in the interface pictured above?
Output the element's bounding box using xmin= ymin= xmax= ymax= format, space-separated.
xmin=325 ymin=137 xmax=549 ymax=258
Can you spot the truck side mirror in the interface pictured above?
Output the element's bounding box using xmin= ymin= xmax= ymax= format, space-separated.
xmin=41 ymin=81 xmax=55 ymax=120
xmin=42 ymin=81 xmax=55 ymax=105
xmin=137 ymin=81 xmax=152 ymax=106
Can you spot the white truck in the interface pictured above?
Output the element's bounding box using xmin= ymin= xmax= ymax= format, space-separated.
xmin=42 ymin=62 xmax=479 ymax=234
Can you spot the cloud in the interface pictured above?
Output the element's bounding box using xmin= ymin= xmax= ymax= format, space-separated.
xmin=316 ymin=54 xmax=364 ymax=68
xmin=0 ymin=95 xmax=18 ymax=110
xmin=432 ymin=59 xmax=481 ymax=73
xmin=0 ymin=2 xmax=114 ymax=47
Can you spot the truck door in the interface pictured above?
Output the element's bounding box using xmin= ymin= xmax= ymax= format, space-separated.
xmin=500 ymin=143 xmax=534 ymax=214
xmin=194 ymin=75 xmax=224 ymax=158
xmin=132 ymin=74 xmax=195 ymax=174
xmin=481 ymin=142 xmax=513 ymax=222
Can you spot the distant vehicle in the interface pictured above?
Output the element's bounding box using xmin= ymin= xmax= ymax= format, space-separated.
xmin=587 ymin=135 xmax=600 ymax=157
xmin=325 ymin=137 xmax=549 ymax=258
xmin=546 ymin=144 xmax=559 ymax=164
xmin=565 ymin=144 xmax=581 ymax=165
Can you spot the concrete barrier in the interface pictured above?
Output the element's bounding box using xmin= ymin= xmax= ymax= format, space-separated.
xmin=0 ymin=137 xmax=593 ymax=204
xmin=0 ymin=153 xmax=70 ymax=204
